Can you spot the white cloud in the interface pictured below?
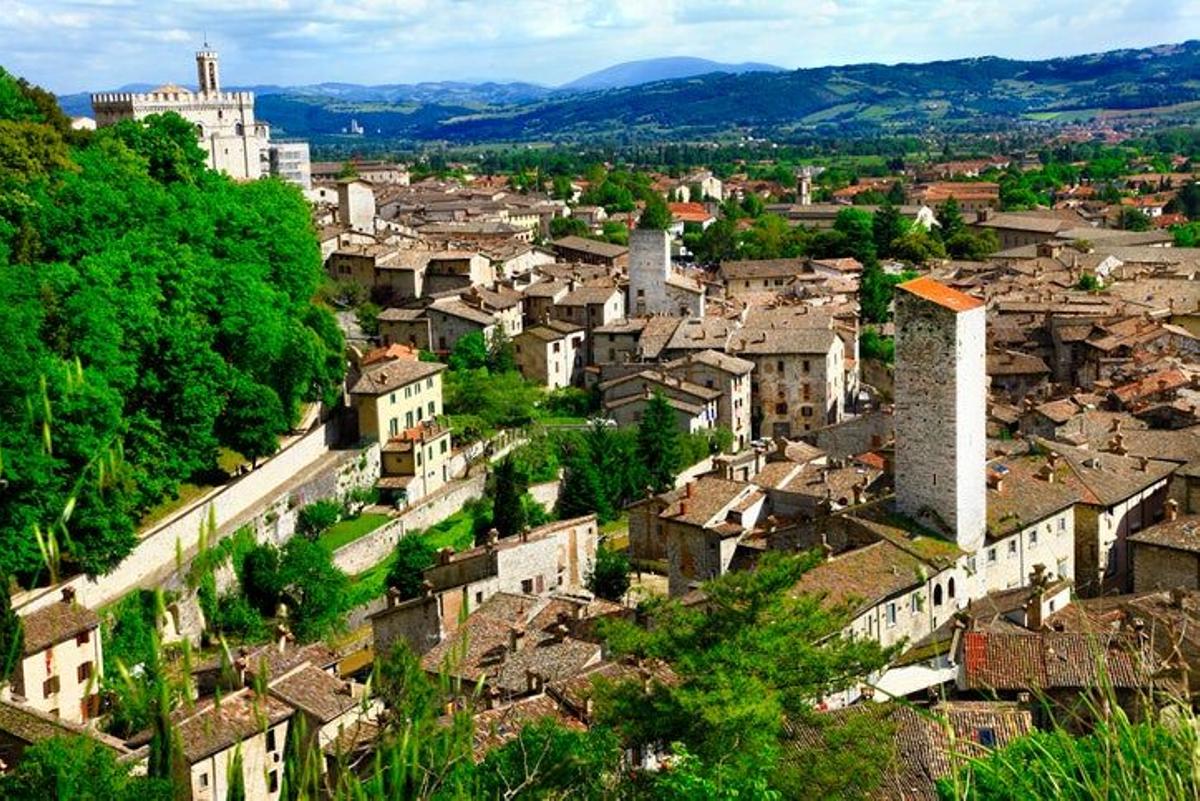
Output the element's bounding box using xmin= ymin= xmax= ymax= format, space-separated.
xmin=0 ymin=0 xmax=1194 ymax=93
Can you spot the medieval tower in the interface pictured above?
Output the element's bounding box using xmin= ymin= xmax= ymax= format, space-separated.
xmin=894 ymin=276 xmax=987 ymax=553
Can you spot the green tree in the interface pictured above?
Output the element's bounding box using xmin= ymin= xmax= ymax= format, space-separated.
xmin=447 ymin=331 xmax=489 ymax=371
xmin=691 ymin=217 xmax=739 ymax=264
xmin=216 ymin=375 xmax=286 ymax=466
xmin=296 ymin=499 xmax=341 ymax=539
xmin=944 ymin=228 xmax=999 ymax=260
xmin=890 ymin=227 xmax=947 ymax=264
xmin=0 ymin=575 xmax=23 ymax=681
xmin=639 ymin=194 xmax=673 ymax=230
xmin=478 ymin=721 xmax=623 ymax=800
xmin=637 ymin=391 xmax=682 ymax=493
xmin=226 ymin=747 xmax=246 ymax=801
xmin=872 ymin=203 xmax=908 ymax=259
xmin=0 ymin=735 xmax=172 ymax=801
xmin=490 ymin=455 xmax=528 ymax=539
xmin=278 ymin=537 xmax=350 ymax=641
xmin=387 ymin=535 xmax=436 ymax=600
xmin=239 ymin=543 xmax=284 ymax=616
xmin=833 ymin=207 xmax=877 ymax=265
xmin=936 ymin=198 xmax=966 ymax=240
xmin=886 ymin=181 xmax=906 ymax=205
xmin=557 ymin=447 xmax=611 ymax=522
xmin=587 ymin=544 xmax=631 ymax=602
xmin=1177 ymin=181 xmax=1200 ymax=220
xmin=486 ymin=327 xmax=516 ymax=374
xmin=549 ymin=216 xmax=589 ymax=239
xmin=596 ymin=551 xmax=893 ymax=793
xmin=1119 ymin=207 xmax=1152 ymax=231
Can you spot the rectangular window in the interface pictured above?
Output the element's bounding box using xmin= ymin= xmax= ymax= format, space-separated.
xmin=967 ymin=556 xmax=977 ymax=573
xmin=803 ymin=360 xmax=811 ymax=373
xmin=776 ymin=360 xmax=785 ymax=373
xmin=886 ymin=603 xmax=897 ymax=627
xmin=269 ymin=770 xmax=279 ymax=794
xmin=77 ymin=662 xmax=92 ymax=683
xmin=1059 ymin=517 xmax=1067 ymax=532
xmin=199 ymin=773 xmax=209 ymax=789
xmin=1008 ymin=540 xmax=1017 ymax=556
xmin=1029 ymin=530 xmax=1038 ymax=545
xmin=987 ymin=548 xmax=996 ymax=563
xmin=42 ymin=676 xmax=59 ymax=697
xmin=389 ymin=418 xmax=399 ymax=437
xmin=427 ymin=378 xmax=433 ymax=389
xmin=440 ymin=440 xmax=447 ymax=454
xmin=428 ymin=401 xmax=435 ymax=415
xmin=390 ymin=392 xmax=396 ymax=404
xmin=910 ymin=594 xmax=920 ymax=613
xmin=76 ymin=630 xmax=90 ymax=646
xmin=406 ymin=411 xmax=414 ymax=428
xmin=521 ymin=579 xmax=534 ymax=594
xmin=267 ymin=727 xmax=277 ymax=752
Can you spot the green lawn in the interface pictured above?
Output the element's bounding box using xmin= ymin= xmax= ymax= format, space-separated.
xmin=319 ymin=513 xmax=391 ymax=552
xmin=420 ymin=510 xmax=479 ymax=551
xmin=347 ymin=552 xmax=396 ymax=607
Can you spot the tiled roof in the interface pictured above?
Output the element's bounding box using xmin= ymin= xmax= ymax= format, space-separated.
xmin=783 ymin=701 xmax=1032 ymax=801
xmin=21 ymin=598 xmax=99 ymax=656
xmin=558 ymin=285 xmax=620 ymax=306
xmin=960 ymin=630 xmax=1151 ymax=691
xmin=987 ymin=350 xmax=1050 ymax=376
xmin=1128 ymin=514 xmax=1200 ymax=555
xmin=790 ymin=539 xmax=929 ymax=615
xmin=268 ymin=664 xmax=358 ymax=724
xmin=658 ymin=477 xmax=759 ymax=529
xmin=898 ymin=276 xmax=985 ymax=313
xmin=551 ymin=236 xmax=628 ymax=259
xmin=470 ymin=694 xmax=584 ymax=758
xmin=1034 ymin=438 xmax=1175 ymax=507
xmin=349 ymin=358 xmax=446 ymax=395
xmin=727 ymin=326 xmax=839 ymax=356
xmin=0 ymin=697 xmax=101 ymax=745
xmin=664 ymin=348 xmax=755 ymax=375
xmin=176 ymin=690 xmax=294 ymax=763
xmin=719 ymin=258 xmax=806 ymax=280
xmin=986 ymin=457 xmax=1080 ymax=539
xmin=428 ymin=297 xmax=497 ymax=326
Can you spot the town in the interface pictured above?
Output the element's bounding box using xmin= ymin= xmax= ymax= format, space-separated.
xmin=5 ymin=31 xmax=1200 ymax=801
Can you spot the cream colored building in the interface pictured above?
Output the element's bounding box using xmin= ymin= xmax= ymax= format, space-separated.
xmin=349 ymin=357 xmax=447 ymax=442
xmin=182 ymin=689 xmax=291 ymax=801
xmin=514 ymin=320 xmax=585 ymax=389
xmin=12 ymin=589 xmax=102 ymax=724
xmin=92 ymin=48 xmax=272 ymax=181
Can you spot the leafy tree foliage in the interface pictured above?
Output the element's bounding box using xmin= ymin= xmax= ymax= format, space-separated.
xmin=0 ymin=735 xmax=172 ymax=801
xmin=447 ymin=331 xmax=489 ymax=371
xmin=296 ymin=499 xmax=342 ymax=539
xmin=872 ymin=202 xmax=908 ymax=258
xmin=277 ymin=537 xmax=350 ymax=641
xmin=0 ymin=574 xmax=23 ymax=681
xmin=490 ymin=455 xmax=528 ymax=539
xmin=556 ymin=446 xmax=611 ymax=522
xmin=477 ymin=720 xmax=623 ymax=800
xmin=1119 ymin=207 xmax=1152 ymax=231
xmin=639 ymin=193 xmax=673 ymax=230
xmin=549 ymin=215 xmax=589 ymax=239
xmin=637 ymin=392 xmax=682 ymax=493
xmin=387 ymin=535 xmax=436 ymax=600
xmin=0 ymin=71 xmax=343 ymax=585
xmin=586 ymin=543 xmax=631 ymax=601
xmin=596 ymin=551 xmax=893 ymax=794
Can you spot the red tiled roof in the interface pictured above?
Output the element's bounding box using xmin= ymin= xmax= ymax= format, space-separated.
xmin=667 ymin=202 xmax=714 ymax=223
xmin=898 ymin=276 xmax=985 ymax=313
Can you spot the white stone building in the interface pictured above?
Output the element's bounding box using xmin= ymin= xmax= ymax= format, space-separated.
xmin=92 ymin=48 xmax=277 ymax=182
xmin=627 ymin=229 xmax=705 ymax=318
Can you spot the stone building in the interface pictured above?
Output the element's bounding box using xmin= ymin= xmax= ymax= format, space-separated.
xmin=371 ymin=517 xmax=599 ymax=656
xmin=627 ymin=229 xmax=705 ymax=317
xmin=1129 ymin=505 xmax=1200 ymax=592
xmin=728 ymin=325 xmax=844 ymax=438
xmin=11 ymin=589 xmax=102 ymax=724
xmin=377 ymin=420 xmax=453 ymax=504
xmin=513 ymin=320 xmax=586 ymax=389
xmin=658 ymin=478 xmax=766 ymax=596
xmin=894 ymin=276 xmax=987 ymax=553
xmin=661 ymin=350 xmax=755 ymax=450
xmin=92 ymin=47 xmax=276 ymax=182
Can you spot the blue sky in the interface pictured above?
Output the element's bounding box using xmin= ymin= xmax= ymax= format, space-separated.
xmin=4 ymin=0 xmax=1199 ymax=93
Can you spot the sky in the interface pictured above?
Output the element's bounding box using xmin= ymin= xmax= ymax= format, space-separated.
xmin=4 ymin=0 xmax=1199 ymax=94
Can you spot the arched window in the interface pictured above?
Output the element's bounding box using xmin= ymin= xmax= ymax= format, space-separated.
xmin=933 ymin=584 xmax=943 ymax=606
xmin=948 ymin=577 xmax=956 ymax=599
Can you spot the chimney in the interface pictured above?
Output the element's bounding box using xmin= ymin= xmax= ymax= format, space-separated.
xmin=678 ymin=500 xmax=688 ymax=517
xmin=61 ymin=586 xmax=76 ymax=605
xmin=685 ymin=482 xmax=694 ymax=499
xmin=993 ymin=476 xmax=1005 ymax=494
xmin=1139 ymin=455 xmax=1150 ymax=473
xmin=1047 ymin=451 xmax=1060 ymax=469
xmin=1037 ymin=464 xmax=1055 ymax=483
xmin=509 ymin=625 xmax=526 ymax=653
xmin=526 ymin=669 xmax=543 ymax=694
xmin=1025 ymin=564 xmax=1049 ymax=631
xmin=1111 ymin=418 xmax=1122 ymax=433
xmin=437 ymin=547 xmax=454 ymax=565
xmin=486 ymin=528 xmax=500 ymax=548
xmin=1167 ymin=499 xmax=1179 ymax=522
xmin=485 ymin=685 xmax=501 ymax=710
xmin=852 ymin=480 xmax=866 ymax=505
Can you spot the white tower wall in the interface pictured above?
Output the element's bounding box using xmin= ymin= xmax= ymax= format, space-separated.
xmin=894 ymin=280 xmax=986 ymax=552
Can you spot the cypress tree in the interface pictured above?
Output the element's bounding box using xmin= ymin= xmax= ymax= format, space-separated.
xmin=491 ymin=456 xmax=527 ymax=539
xmin=0 ymin=575 xmax=24 ymax=683
xmin=556 ymin=448 xmax=611 ymax=522
xmin=637 ymin=392 xmax=682 ymax=493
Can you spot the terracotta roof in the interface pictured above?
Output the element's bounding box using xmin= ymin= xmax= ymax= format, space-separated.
xmin=470 ymin=694 xmax=584 ymax=758
xmin=362 ymin=342 xmax=421 ymax=365
xmin=719 ymin=258 xmax=806 ymax=280
xmin=960 ymin=630 xmax=1151 ymax=691
xmin=551 ymin=236 xmax=628 ymax=259
xmin=268 ymin=664 xmax=358 ymax=724
xmin=21 ymin=598 xmax=99 ymax=656
xmin=658 ymin=477 xmax=760 ymax=529
xmin=783 ymin=701 xmax=1032 ymax=801
xmin=668 ymin=202 xmax=714 ymax=223
xmin=986 ymin=457 xmax=1080 ymax=539
xmin=790 ymin=539 xmax=930 ymax=615
xmin=175 ymin=690 xmax=294 ymax=764
xmin=898 ymin=276 xmax=985 ymax=313
xmin=1128 ymin=514 xmax=1200 ymax=555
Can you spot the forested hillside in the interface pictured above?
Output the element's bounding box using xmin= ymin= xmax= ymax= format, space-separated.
xmin=0 ymin=68 xmax=343 ymax=585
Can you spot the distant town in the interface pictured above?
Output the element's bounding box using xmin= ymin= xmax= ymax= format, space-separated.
xmin=4 ymin=39 xmax=1200 ymax=801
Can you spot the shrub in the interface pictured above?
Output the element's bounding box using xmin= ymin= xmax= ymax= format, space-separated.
xmin=296 ymin=499 xmax=342 ymax=539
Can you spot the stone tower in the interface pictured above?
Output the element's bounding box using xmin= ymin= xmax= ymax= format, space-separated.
xmin=196 ymin=47 xmax=221 ymax=94
xmin=894 ymin=276 xmax=986 ymax=552
xmin=628 ymin=228 xmax=671 ymax=316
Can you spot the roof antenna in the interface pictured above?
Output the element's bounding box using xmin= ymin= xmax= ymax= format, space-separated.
xmin=203 ymin=30 xmax=209 ymax=49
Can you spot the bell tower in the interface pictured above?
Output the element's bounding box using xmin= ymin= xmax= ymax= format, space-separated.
xmin=196 ymin=45 xmax=220 ymax=94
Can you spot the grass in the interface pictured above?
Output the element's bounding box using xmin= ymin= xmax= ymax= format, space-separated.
xmin=319 ymin=513 xmax=391 ymax=552
xmin=420 ymin=509 xmax=479 ymax=551
xmin=347 ymin=552 xmax=396 ymax=607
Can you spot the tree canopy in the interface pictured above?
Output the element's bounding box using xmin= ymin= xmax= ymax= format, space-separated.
xmin=0 ymin=70 xmax=344 ymax=585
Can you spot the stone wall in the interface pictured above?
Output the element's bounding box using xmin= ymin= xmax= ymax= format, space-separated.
xmin=803 ymin=409 xmax=894 ymax=460
xmin=1132 ymin=543 xmax=1200 ymax=592
xmin=17 ymin=420 xmax=344 ymax=615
